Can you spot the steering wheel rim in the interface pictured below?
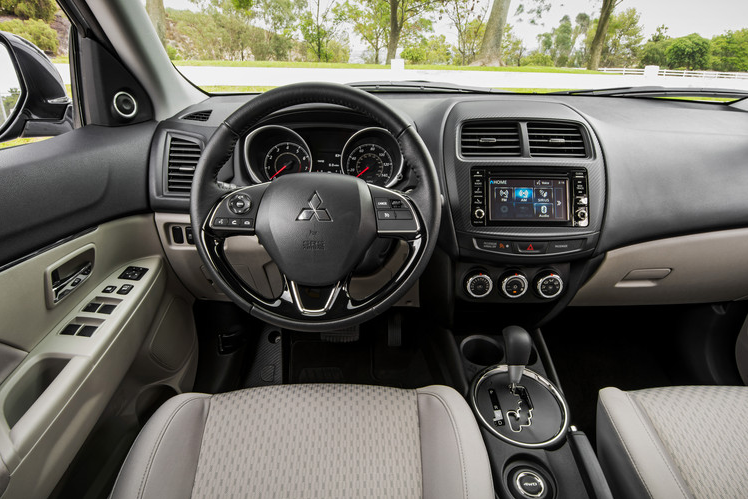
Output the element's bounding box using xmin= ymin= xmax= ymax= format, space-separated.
xmin=190 ymin=82 xmax=441 ymax=331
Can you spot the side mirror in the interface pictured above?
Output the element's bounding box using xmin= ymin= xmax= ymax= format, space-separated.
xmin=0 ymin=31 xmax=73 ymax=143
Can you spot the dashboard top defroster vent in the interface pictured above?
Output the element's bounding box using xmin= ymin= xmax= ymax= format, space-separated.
xmin=527 ymin=122 xmax=588 ymax=158
xmin=461 ymin=121 xmax=521 ymax=157
xmin=182 ymin=110 xmax=212 ymax=122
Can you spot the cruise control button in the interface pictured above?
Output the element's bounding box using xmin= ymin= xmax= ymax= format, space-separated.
xmin=394 ymin=210 xmax=413 ymax=220
xmin=374 ymin=198 xmax=390 ymax=209
xmin=515 ymin=242 xmax=548 ymax=254
xmin=377 ymin=210 xmax=396 ymax=220
xmin=547 ymin=239 xmax=584 ymax=254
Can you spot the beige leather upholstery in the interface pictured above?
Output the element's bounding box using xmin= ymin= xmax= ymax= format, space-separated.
xmin=110 ymin=384 xmax=494 ymax=499
xmin=597 ymin=386 xmax=748 ymax=499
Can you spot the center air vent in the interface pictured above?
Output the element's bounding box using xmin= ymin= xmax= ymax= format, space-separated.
xmin=461 ymin=121 xmax=521 ymax=157
xmin=182 ymin=110 xmax=212 ymax=122
xmin=166 ymin=135 xmax=202 ymax=195
xmin=527 ymin=122 xmax=588 ymax=158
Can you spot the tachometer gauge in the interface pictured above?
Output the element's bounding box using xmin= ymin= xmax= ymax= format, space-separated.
xmin=345 ymin=144 xmax=394 ymax=185
xmin=341 ymin=127 xmax=403 ymax=187
xmin=264 ymin=142 xmax=311 ymax=180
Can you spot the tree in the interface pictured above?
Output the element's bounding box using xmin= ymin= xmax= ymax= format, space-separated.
xmin=444 ymin=0 xmax=487 ymax=65
xmin=146 ymin=0 xmax=167 ymax=47
xmin=586 ymin=0 xmax=621 ymax=69
xmin=340 ymin=0 xmax=389 ymax=64
xmin=385 ymin=0 xmax=440 ymax=63
xmin=401 ymin=33 xmax=451 ymax=64
xmin=501 ymin=24 xmax=525 ymax=66
xmin=249 ymin=0 xmax=303 ymax=60
xmin=551 ymin=15 xmax=572 ymax=66
xmin=0 ymin=18 xmax=58 ymax=53
xmin=601 ymin=8 xmax=642 ymax=67
xmin=639 ymin=26 xmax=671 ymax=67
xmin=299 ymin=0 xmax=348 ymax=62
xmin=0 ymin=0 xmax=56 ymax=22
xmin=666 ymin=33 xmax=710 ymax=70
xmin=474 ymin=0 xmax=548 ymax=67
xmin=569 ymin=12 xmax=590 ymax=56
xmin=711 ymin=29 xmax=748 ymax=72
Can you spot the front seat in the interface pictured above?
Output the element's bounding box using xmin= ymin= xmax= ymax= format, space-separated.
xmin=110 ymin=384 xmax=495 ymax=499
xmin=597 ymin=386 xmax=748 ymax=499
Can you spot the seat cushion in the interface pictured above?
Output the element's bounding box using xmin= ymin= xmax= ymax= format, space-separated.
xmin=597 ymin=386 xmax=748 ymax=499
xmin=110 ymin=384 xmax=494 ymax=499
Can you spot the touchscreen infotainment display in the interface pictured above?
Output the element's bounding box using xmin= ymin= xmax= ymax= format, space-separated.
xmin=488 ymin=178 xmax=569 ymax=222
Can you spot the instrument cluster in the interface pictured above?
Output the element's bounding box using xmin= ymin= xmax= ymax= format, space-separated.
xmin=243 ymin=125 xmax=403 ymax=187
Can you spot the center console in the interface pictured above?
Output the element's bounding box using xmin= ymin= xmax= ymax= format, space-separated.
xmin=455 ymin=326 xmax=612 ymax=499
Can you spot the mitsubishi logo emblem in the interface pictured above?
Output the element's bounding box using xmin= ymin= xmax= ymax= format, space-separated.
xmin=296 ymin=192 xmax=332 ymax=222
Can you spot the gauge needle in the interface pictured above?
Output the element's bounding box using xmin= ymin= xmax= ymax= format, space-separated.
xmin=356 ymin=167 xmax=369 ymax=178
xmin=270 ymin=164 xmax=288 ymax=180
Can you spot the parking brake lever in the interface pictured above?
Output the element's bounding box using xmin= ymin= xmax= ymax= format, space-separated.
xmin=503 ymin=325 xmax=532 ymax=389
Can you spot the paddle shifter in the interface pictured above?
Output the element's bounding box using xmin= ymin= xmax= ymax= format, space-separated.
xmin=503 ymin=325 xmax=532 ymax=389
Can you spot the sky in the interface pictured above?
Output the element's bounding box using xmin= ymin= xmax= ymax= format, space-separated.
xmin=163 ymin=0 xmax=748 ymax=54
xmin=0 ymin=45 xmax=20 ymax=95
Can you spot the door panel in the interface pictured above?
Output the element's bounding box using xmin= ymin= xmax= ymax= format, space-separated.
xmin=0 ymin=215 xmax=180 ymax=498
xmin=0 ymin=122 xmax=155 ymax=267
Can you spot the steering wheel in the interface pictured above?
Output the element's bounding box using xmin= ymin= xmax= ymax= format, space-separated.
xmin=190 ymin=82 xmax=441 ymax=331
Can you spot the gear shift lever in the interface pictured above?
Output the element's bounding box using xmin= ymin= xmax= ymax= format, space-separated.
xmin=503 ymin=325 xmax=532 ymax=388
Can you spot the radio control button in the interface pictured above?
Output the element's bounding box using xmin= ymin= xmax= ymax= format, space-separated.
xmin=474 ymin=208 xmax=485 ymax=220
xmin=514 ymin=242 xmax=548 ymax=254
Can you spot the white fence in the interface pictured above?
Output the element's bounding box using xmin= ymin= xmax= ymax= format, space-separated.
xmin=599 ymin=67 xmax=748 ymax=80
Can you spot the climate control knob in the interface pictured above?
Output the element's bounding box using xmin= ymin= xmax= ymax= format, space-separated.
xmin=500 ymin=272 xmax=528 ymax=299
xmin=535 ymin=271 xmax=564 ymax=299
xmin=465 ymin=272 xmax=493 ymax=298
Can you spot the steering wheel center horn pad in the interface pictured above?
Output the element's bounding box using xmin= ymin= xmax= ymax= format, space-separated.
xmin=255 ymin=174 xmax=376 ymax=287
xmin=190 ymin=82 xmax=441 ymax=331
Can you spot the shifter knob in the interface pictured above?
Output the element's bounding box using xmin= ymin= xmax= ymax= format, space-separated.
xmin=503 ymin=325 xmax=532 ymax=386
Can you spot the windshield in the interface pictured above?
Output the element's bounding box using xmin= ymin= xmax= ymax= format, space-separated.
xmin=154 ymin=0 xmax=744 ymax=98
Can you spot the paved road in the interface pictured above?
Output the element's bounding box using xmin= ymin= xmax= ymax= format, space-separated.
xmin=54 ymin=64 xmax=748 ymax=91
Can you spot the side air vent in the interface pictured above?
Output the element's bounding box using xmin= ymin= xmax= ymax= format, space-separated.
xmin=166 ymin=136 xmax=202 ymax=195
xmin=527 ymin=122 xmax=588 ymax=158
xmin=182 ymin=110 xmax=212 ymax=122
xmin=460 ymin=121 xmax=521 ymax=157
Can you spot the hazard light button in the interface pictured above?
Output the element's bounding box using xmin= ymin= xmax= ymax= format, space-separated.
xmin=514 ymin=242 xmax=548 ymax=254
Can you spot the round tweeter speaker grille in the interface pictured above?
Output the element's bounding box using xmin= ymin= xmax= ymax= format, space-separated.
xmin=113 ymin=91 xmax=137 ymax=119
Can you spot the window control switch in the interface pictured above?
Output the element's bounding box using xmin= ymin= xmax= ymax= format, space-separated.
xmin=77 ymin=325 xmax=98 ymax=337
xmin=98 ymin=304 xmax=117 ymax=314
xmin=61 ymin=324 xmax=81 ymax=336
xmin=83 ymin=302 xmax=101 ymax=313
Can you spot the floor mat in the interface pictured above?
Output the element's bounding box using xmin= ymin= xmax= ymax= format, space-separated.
xmin=542 ymin=306 xmax=697 ymax=445
xmin=288 ymin=313 xmax=441 ymax=388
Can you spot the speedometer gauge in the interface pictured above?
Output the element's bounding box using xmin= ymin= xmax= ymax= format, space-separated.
xmin=345 ymin=144 xmax=394 ymax=185
xmin=341 ymin=127 xmax=403 ymax=187
xmin=264 ymin=142 xmax=311 ymax=180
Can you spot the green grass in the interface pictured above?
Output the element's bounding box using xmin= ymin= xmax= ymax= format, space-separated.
xmin=201 ymin=85 xmax=576 ymax=94
xmin=173 ymin=59 xmax=607 ymax=74
xmin=0 ymin=137 xmax=50 ymax=149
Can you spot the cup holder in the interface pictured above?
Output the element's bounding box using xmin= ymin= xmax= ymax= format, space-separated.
xmin=460 ymin=335 xmax=504 ymax=366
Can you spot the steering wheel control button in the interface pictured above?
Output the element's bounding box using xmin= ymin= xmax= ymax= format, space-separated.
xmin=515 ymin=242 xmax=548 ymax=254
xmin=102 ymin=285 xmax=117 ymax=293
xmin=475 ymin=238 xmax=513 ymax=254
xmin=378 ymin=210 xmax=396 ymax=220
xmin=228 ymin=193 xmax=252 ymax=214
xmin=213 ymin=217 xmax=228 ymax=227
xmin=535 ymin=272 xmax=564 ymax=299
xmin=465 ymin=272 xmax=493 ymax=298
xmin=501 ymin=273 xmax=528 ymax=299
xmin=117 ymin=284 xmax=134 ymax=295
xmin=119 ymin=266 xmax=148 ymax=280
xmin=515 ymin=470 xmax=546 ymax=498
xmin=375 ymin=198 xmax=390 ymax=208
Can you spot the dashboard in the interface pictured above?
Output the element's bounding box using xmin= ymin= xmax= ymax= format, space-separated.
xmin=146 ymin=92 xmax=748 ymax=318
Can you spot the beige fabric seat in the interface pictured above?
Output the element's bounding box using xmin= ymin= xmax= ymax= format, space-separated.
xmin=110 ymin=384 xmax=495 ymax=499
xmin=597 ymin=386 xmax=748 ymax=499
